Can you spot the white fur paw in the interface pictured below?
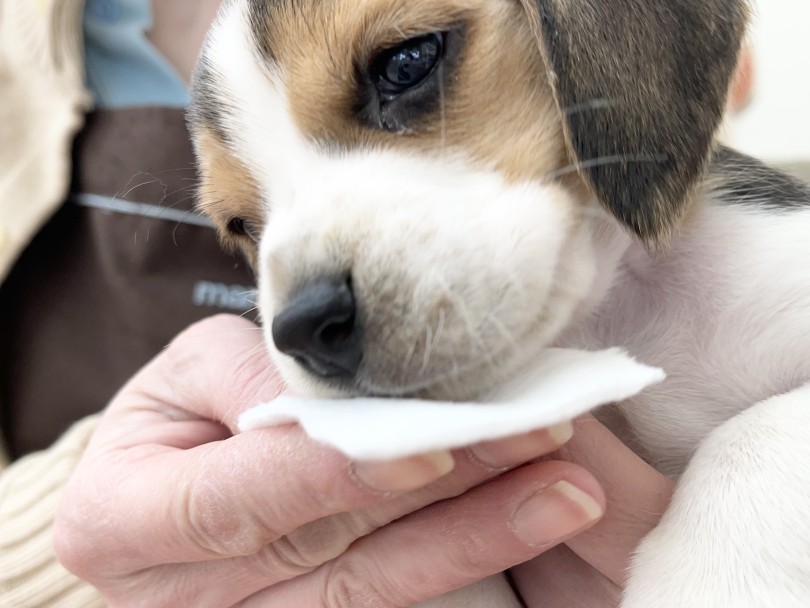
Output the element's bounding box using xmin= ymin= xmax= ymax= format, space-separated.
xmin=621 ymin=522 xmax=810 ymax=608
xmin=622 ymin=386 xmax=810 ymax=608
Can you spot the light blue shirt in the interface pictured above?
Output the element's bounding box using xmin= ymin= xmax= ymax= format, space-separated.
xmin=83 ymin=0 xmax=189 ymax=108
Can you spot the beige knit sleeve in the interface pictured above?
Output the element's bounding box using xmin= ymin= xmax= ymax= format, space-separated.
xmin=0 ymin=415 xmax=106 ymax=608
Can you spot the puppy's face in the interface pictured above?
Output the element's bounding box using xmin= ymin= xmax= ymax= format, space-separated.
xmin=191 ymin=0 xmax=747 ymax=399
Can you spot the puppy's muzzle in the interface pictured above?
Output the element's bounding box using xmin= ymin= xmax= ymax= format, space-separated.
xmin=271 ymin=278 xmax=362 ymax=379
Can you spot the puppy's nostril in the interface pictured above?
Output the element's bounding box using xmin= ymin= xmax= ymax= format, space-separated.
xmin=318 ymin=315 xmax=355 ymax=348
xmin=272 ymin=278 xmax=362 ymax=379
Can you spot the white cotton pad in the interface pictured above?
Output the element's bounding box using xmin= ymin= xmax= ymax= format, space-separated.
xmin=238 ymin=348 xmax=665 ymax=461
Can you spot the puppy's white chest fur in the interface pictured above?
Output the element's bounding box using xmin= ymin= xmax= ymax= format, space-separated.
xmin=569 ymin=202 xmax=810 ymax=476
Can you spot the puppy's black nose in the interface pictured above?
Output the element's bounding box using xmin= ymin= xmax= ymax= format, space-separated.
xmin=271 ymin=278 xmax=362 ymax=378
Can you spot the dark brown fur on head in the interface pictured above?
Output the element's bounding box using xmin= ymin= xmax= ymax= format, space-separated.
xmin=518 ymin=0 xmax=749 ymax=244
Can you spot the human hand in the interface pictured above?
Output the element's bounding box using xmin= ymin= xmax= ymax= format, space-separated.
xmin=54 ymin=315 xmax=607 ymax=607
xmin=510 ymin=415 xmax=675 ymax=607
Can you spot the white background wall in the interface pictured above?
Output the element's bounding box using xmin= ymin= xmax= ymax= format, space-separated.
xmin=727 ymin=0 xmax=810 ymax=162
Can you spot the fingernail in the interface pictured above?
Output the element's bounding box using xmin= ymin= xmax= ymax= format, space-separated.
xmin=548 ymin=421 xmax=575 ymax=446
xmin=470 ymin=422 xmax=574 ymax=469
xmin=512 ymin=480 xmax=604 ymax=547
xmin=352 ymin=452 xmax=455 ymax=493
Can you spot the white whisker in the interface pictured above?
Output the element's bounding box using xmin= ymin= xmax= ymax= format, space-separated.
xmin=547 ymin=153 xmax=669 ymax=180
xmin=564 ymin=98 xmax=617 ymax=115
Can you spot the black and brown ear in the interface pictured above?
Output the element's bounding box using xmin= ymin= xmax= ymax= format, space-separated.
xmin=518 ymin=0 xmax=749 ymax=244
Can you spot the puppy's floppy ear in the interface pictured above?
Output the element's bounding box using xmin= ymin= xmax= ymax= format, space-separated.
xmin=518 ymin=0 xmax=749 ymax=243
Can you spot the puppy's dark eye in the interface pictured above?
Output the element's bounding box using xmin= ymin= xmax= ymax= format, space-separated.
xmin=227 ymin=218 xmax=260 ymax=243
xmin=357 ymin=29 xmax=459 ymax=132
xmin=373 ymin=33 xmax=444 ymax=97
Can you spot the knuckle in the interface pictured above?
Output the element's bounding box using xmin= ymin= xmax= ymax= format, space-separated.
xmin=448 ymin=530 xmax=491 ymax=576
xmin=180 ymin=474 xmax=274 ymax=557
xmin=222 ymin=347 xmax=281 ymax=405
xmin=161 ymin=314 xmax=254 ymax=374
xmin=256 ymin=536 xmax=320 ymax=579
xmin=258 ymin=459 xmax=351 ymax=524
xmin=163 ymin=314 xmax=279 ymax=406
xmin=323 ymin=560 xmax=407 ymax=608
xmin=252 ymin=511 xmax=387 ymax=582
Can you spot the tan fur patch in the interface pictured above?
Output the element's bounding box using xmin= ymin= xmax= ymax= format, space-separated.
xmin=194 ymin=127 xmax=262 ymax=265
xmin=252 ymin=0 xmax=568 ymax=185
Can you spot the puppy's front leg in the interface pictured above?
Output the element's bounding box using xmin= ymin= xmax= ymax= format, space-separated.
xmin=622 ymin=383 xmax=810 ymax=608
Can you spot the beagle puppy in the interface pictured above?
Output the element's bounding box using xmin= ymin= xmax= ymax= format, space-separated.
xmin=189 ymin=0 xmax=810 ymax=605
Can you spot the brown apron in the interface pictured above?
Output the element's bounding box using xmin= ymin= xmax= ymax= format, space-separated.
xmin=0 ymin=108 xmax=257 ymax=458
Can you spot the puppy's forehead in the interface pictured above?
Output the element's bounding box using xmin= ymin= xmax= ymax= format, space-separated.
xmin=248 ymin=0 xmax=473 ymax=62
